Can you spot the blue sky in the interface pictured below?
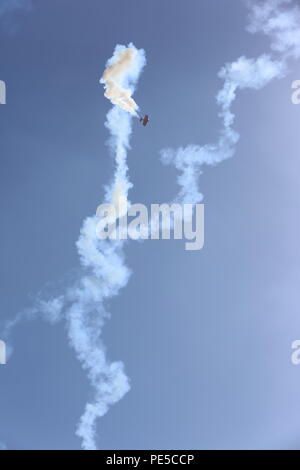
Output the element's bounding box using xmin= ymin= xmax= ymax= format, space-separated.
xmin=1 ymin=0 xmax=300 ymax=450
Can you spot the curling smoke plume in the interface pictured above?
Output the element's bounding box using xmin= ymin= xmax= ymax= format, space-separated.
xmin=100 ymin=44 xmax=142 ymax=115
xmin=161 ymin=0 xmax=300 ymax=206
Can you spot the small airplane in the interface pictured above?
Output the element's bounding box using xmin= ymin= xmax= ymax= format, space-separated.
xmin=139 ymin=114 xmax=149 ymax=127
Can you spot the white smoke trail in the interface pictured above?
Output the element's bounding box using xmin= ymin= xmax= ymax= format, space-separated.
xmin=161 ymin=0 xmax=300 ymax=206
xmin=247 ymin=0 xmax=300 ymax=59
xmin=100 ymin=44 xmax=143 ymax=115
xmin=3 ymin=44 xmax=145 ymax=451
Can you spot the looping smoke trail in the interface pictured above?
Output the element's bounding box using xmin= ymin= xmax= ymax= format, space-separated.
xmin=3 ymin=44 xmax=145 ymax=451
xmin=161 ymin=0 xmax=300 ymax=206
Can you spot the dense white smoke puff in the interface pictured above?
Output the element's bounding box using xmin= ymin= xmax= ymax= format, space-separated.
xmin=100 ymin=44 xmax=145 ymax=115
xmin=161 ymin=0 xmax=300 ymax=205
xmin=3 ymin=44 xmax=145 ymax=451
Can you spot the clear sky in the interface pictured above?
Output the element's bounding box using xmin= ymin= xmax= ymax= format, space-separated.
xmin=1 ymin=0 xmax=300 ymax=450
